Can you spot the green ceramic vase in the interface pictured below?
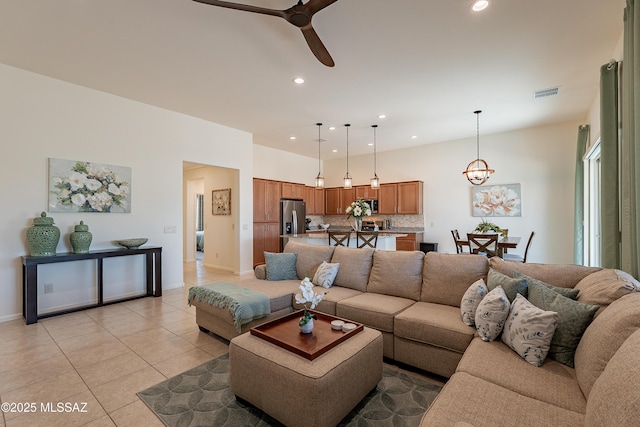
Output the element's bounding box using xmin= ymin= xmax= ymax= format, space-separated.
xmin=26 ymin=212 xmax=60 ymax=256
xmin=70 ymin=220 xmax=92 ymax=254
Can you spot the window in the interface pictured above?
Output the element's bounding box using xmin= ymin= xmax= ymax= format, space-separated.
xmin=584 ymin=140 xmax=601 ymax=267
xmin=196 ymin=194 xmax=204 ymax=232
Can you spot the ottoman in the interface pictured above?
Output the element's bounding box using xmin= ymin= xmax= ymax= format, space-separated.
xmin=229 ymin=327 xmax=383 ymax=427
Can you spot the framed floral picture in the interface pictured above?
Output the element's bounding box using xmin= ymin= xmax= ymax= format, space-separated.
xmin=48 ymin=158 xmax=131 ymax=213
xmin=212 ymin=188 xmax=231 ymax=215
xmin=472 ymin=183 xmax=521 ymax=217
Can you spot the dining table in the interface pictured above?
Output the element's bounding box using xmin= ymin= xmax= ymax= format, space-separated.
xmin=456 ymin=236 xmax=521 ymax=257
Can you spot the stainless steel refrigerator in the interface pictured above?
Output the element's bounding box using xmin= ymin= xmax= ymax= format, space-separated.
xmin=280 ymin=199 xmax=306 ymax=251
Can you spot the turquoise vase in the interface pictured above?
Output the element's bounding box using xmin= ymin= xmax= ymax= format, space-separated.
xmin=70 ymin=220 xmax=92 ymax=254
xmin=26 ymin=212 xmax=60 ymax=256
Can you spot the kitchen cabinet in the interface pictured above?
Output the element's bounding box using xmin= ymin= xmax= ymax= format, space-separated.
xmin=325 ymin=188 xmax=342 ymax=214
xmin=355 ymin=185 xmax=378 ymax=200
xmin=396 ymin=232 xmax=424 ymax=251
xmin=378 ymin=181 xmax=423 ymax=215
xmin=253 ymin=222 xmax=280 ymax=267
xmin=281 ymin=182 xmax=305 ymax=199
xmin=305 ymin=186 xmax=325 ymax=215
xmin=254 ymin=178 xmax=281 ymax=223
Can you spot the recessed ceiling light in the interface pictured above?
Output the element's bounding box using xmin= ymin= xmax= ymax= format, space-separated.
xmin=411 ymin=135 xmax=418 ymax=139
xmin=377 ymin=114 xmax=387 ymax=119
xmin=289 ymin=136 xmax=296 ymax=140
xmin=293 ymin=77 xmax=305 ymax=84
xmin=328 ymin=126 xmax=336 ymax=130
xmin=368 ymin=143 xmax=374 ymax=146
xmin=332 ymin=149 xmax=338 ymax=153
xmin=471 ymin=0 xmax=489 ymax=12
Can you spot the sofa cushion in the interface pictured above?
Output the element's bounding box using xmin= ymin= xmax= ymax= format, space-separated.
xmin=298 ymin=285 xmax=361 ymax=316
xmin=367 ymin=250 xmax=424 ymax=300
xmin=475 ymin=286 xmax=510 ymax=342
xmin=312 ymin=261 xmax=339 ymax=288
xmin=395 ymin=302 xmax=476 ymax=353
xmin=528 ymin=281 xmax=598 ymax=368
xmin=575 ymin=268 xmax=640 ymax=316
xmin=419 ymin=372 xmax=585 ymax=427
xmin=336 ymin=293 xmax=414 ymax=333
xmin=421 ymin=252 xmax=489 ymax=307
xmin=264 ymin=252 xmax=298 ymax=280
xmin=489 ymin=256 xmax=601 ymax=288
xmin=486 ymin=268 xmax=528 ymax=302
xmin=283 ymin=241 xmax=335 ymax=280
xmin=585 ymin=328 xmax=640 ymax=427
xmin=574 ymin=293 xmax=640 ymax=398
xmin=456 ymin=338 xmax=587 ymax=413
xmin=514 ymin=271 xmax=579 ymax=299
xmin=460 ymin=279 xmax=488 ymax=327
xmin=330 ymin=246 xmax=374 ymax=292
xmin=501 ymin=294 xmax=558 ymax=367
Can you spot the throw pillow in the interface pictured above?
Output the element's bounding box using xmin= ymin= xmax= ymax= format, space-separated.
xmin=574 ymin=269 xmax=640 ymax=316
xmin=514 ymin=271 xmax=579 ymax=299
xmin=460 ymin=278 xmax=488 ymax=327
xmin=475 ymin=285 xmax=510 ymax=342
xmin=264 ymin=252 xmax=298 ymax=281
xmin=487 ymin=268 xmax=528 ymax=302
xmin=501 ymin=294 xmax=559 ymax=367
xmin=527 ymin=281 xmax=599 ymax=367
xmin=312 ymin=261 xmax=340 ymax=289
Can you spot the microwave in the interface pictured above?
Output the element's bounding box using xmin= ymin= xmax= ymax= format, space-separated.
xmin=365 ymin=199 xmax=378 ymax=214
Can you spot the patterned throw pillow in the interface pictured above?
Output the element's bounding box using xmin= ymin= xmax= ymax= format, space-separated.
xmin=460 ymin=279 xmax=488 ymax=327
xmin=475 ymin=286 xmax=510 ymax=342
xmin=514 ymin=271 xmax=579 ymax=299
xmin=528 ymin=281 xmax=599 ymax=367
xmin=502 ymin=294 xmax=559 ymax=367
xmin=486 ymin=268 xmax=528 ymax=302
xmin=312 ymin=261 xmax=340 ymax=288
xmin=264 ymin=252 xmax=298 ymax=281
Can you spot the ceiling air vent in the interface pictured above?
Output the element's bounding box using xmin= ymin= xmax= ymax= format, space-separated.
xmin=533 ymin=87 xmax=560 ymax=99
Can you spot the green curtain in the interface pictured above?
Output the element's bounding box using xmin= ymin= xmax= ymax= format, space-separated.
xmin=621 ymin=0 xmax=640 ymax=277
xmin=600 ymin=61 xmax=620 ymax=269
xmin=574 ymin=125 xmax=589 ymax=265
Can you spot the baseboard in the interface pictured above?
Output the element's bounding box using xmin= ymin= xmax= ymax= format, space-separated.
xmin=163 ymin=282 xmax=184 ymax=290
xmin=0 ymin=313 xmax=23 ymax=324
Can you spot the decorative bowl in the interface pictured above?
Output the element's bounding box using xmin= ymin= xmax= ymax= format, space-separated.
xmin=320 ymin=224 xmax=330 ymax=230
xmin=116 ymin=238 xmax=148 ymax=249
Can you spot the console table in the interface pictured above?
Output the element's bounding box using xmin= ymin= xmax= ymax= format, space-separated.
xmin=21 ymin=246 xmax=162 ymax=324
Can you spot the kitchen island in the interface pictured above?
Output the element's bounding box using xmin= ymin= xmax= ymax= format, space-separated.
xmin=284 ymin=232 xmax=407 ymax=251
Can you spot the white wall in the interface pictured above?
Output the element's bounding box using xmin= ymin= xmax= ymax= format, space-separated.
xmin=252 ymin=144 xmax=318 ymax=185
xmin=0 ymin=63 xmax=254 ymax=322
xmin=323 ymin=121 xmax=582 ymax=264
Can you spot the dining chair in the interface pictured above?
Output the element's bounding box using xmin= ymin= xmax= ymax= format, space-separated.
xmin=503 ymin=231 xmax=535 ymax=263
xmin=451 ymin=229 xmax=464 ymax=254
xmin=328 ymin=231 xmax=351 ymax=247
xmin=356 ymin=231 xmax=378 ymax=248
xmin=466 ymin=233 xmax=499 ymax=258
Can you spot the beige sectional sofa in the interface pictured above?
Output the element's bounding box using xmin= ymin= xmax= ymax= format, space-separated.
xmin=190 ymin=240 xmax=640 ymax=426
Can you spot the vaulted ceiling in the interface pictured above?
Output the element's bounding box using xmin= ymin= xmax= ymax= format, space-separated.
xmin=0 ymin=0 xmax=624 ymax=159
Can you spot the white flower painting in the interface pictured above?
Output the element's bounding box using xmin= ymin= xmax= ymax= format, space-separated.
xmin=48 ymin=158 xmax=131 ymax=213
xmin=472 ymin=184 xmax=521 ymax=217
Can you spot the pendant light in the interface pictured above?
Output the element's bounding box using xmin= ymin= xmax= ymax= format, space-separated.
xmin=343 ymin=124 xmax=352 ymax=189
xmin=314 ymin=122 xmax=325 ymax=189
xmin=462 ymin=110 xmax=494 ymax=185
xmin=370 ymin=124 xmax=380 ymax=189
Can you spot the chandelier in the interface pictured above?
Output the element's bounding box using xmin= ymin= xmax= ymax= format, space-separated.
xmin=314 ymin=122 xmax=324 ymax=189
xmin=462 ymin=110 xmax=494 ymax=185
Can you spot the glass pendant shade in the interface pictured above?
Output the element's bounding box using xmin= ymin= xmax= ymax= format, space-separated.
xmin=370 ymin=174 xmax=380 ymax=189
xmin=343 ymin=124 xmax=352 ymax=189
xmin=343 ymin=174 xmax=352 ymax=189
xmin=463 ymin=110 xmax=494 ymax=185
xmin=315 ymin=122 xmax=324 ymax=189
xmin=370 ymin=124 xmax=380 ymax=189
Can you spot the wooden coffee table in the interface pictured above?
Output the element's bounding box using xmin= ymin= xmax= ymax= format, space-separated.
xmin=229 ymin=311 xmax=383 ymax=427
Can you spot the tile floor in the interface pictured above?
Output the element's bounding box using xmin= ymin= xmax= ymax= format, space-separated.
xmin=0 ymin=260 xmax=252 ymax=427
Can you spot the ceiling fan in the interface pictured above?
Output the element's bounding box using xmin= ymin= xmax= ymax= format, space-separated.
xmin=192 ymin=0 xmax=338 ymax=67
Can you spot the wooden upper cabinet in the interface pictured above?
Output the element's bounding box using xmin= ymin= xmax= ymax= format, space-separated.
xmin=314 ymin=188 xmax=325 ymax=215
xmin=254 ymin=178 xmax=281 ymax=222
xmin=341 ymin=188 xmax=356 ymax=212
xmin=305 ymin=187 xmax=325 ymax=215
xmin=281 ymin=182 xmax=305 ymax=199
xmin=378 ymin=183 xmax=398 ymax=214
xmin=355 ymin=185 xmax=378 ymax=200
xmin=325 ymin=187 xmax=342 ymax=215
xmin=397 ymin=181 xmax=423 ymax=214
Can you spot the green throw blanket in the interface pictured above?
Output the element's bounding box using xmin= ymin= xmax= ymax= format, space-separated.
xmin=187 ymin=282 xmax=270 ymax=332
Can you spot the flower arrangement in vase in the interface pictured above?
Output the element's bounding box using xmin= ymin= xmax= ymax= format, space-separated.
xmin=474 ymin=218 xmax=508 ymax=238
xmin=295 ymin=278 xmax=326 ymax=333
xmin=345 ymin=198 xmax=372 ymax=231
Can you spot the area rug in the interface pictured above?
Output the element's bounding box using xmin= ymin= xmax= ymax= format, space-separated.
xmin=138 ymin=354 xmax=442 ymax=427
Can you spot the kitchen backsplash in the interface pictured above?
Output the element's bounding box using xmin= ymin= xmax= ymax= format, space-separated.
xmin=308 ymin=214 xmax=424 ymax=230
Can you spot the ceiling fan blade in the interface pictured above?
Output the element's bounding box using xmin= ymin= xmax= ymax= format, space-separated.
xmin=192 ymin=0 xmax=286 ymax=19
xmin=301 ymin=25 xmax=334 ymax=67
xmin=304 ymin=0 xmax=339 ymax=16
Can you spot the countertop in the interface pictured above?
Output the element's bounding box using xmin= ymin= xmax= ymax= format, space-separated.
xmin=306 ymin=227 xmax=424 ymax=234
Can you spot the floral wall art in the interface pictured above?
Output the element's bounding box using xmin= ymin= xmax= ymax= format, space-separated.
xmin=48 ymin=158 xmax=131 ymax=213
xmin=472 ymin=184 xmax=521 ymax=217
